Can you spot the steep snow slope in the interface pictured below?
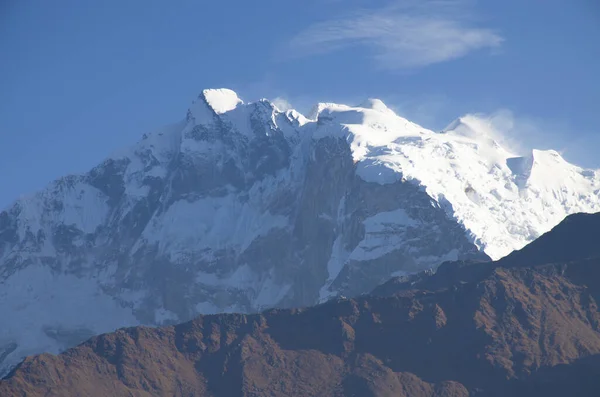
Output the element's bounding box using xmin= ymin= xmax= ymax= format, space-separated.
xmin=1 ymin=89 xmax=599 ymax=375
xmin=345 ymin=112 xmax=600 ymax=259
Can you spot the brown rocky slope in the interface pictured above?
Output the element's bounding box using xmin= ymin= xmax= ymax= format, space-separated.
xmin=2 ymin=213 xmax=600 ymax=396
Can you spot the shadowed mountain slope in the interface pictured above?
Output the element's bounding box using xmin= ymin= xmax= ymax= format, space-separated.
xmin=2 ymin=212 xmax=600 ymax=396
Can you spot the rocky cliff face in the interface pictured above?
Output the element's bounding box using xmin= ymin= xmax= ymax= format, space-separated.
xmin=2 ymin=213 xmax=600 ymax=397
xmin=1 ymin=89 xmax=599 ymax=375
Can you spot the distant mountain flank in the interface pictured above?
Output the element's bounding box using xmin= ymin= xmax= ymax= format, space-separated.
xmin=1 ymin=88 xmax=599 ymax=375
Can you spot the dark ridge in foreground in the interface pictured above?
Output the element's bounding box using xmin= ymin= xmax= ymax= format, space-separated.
xmin=2 ymin=212 xmax=600 ymax=396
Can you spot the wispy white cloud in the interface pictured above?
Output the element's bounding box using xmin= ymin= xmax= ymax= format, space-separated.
xmin=385 ymin=93 xmax=599 ymax=169
xmin=461 ymin=110 xmax=600 ymax=169
xmin=271 ymin=97 xmax=293 ymax=112
xmin=287 ymin=0 xmax=503 ymax=69
xmin=477 ymin=109 xmax=570 ymax=157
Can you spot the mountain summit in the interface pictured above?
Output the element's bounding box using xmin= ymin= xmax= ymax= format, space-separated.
xmin=1 ymin=89 xmax=599 ymax=375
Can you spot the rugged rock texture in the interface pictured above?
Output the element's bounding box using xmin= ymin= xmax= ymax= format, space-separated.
xmin=2 ymin=213 xmax=600 ymax=396
xmin=1 ymin=88 xmax=599 ymax=374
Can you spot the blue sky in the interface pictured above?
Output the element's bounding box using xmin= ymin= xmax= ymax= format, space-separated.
xmin=1 ymin=0 xmax=599 ymax=208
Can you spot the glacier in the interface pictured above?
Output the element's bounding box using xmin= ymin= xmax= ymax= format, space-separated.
xmin=1 ymin=88 xmax=599 ymax=375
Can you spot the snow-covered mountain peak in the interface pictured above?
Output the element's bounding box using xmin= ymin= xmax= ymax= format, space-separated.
xmin=284 ymin=109 xmax=310 ymax=127
xmin=305 ymin=106 xmax=600 ymax=260
xmin=525 ymin=149 xmax=598 ymax=192
xmin=442 ymin=115 xmax=504 ymax=145
xmin=309 ymin=98 xmax=396 ymax=122
xmin=201 ymin=88 xmax=243 ymax=114
xmin=186 ymin=88 xmax=243 ymax=125
xmin=359 ymin=98 xmax=396 ymax=115
xmin=506 ymin=149 xmax=595 ymax=190
xmin=307 ymin=102 xmax=345 ymax=121
xmin=1 ymin=88 xmax=600 ymax=376
xmin=531 ymin=148 xmax=567 ymax=165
